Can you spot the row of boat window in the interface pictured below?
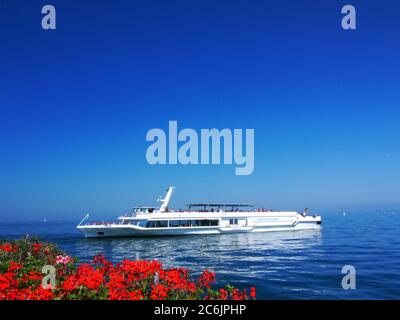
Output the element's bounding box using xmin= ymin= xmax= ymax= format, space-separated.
xmin=143 ymin=219 xmax=220 ymax=228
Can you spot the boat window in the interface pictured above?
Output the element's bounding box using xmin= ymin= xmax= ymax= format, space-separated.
xmin=158 ymin=220 xmax=168 ymax=228
xmin=151 ymin=219 xmax=220 ymax=228
xmin=138 ymin=220 xmax=147 ymax=227
xmin=169 ymin=220 xmax=179 ymax=227
xmin=145 ymin=220 xmax=169 ymax=228
xmin=146 ymin=221 xmax=155 ymax=228
xmin=191 ymin=220 xmax=200 ymax=227
xmin=200 ymin=220 xmax=208 ymax=227
xmin=179 ymin=220 xmax=190 ymax=227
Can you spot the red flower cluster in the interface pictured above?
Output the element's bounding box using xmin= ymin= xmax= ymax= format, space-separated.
xmin=0 ymin=267 xmax=54 ymax=300
xmin=0 ymin=244 xmax=17 ymax=253
xmin=0 ymin=240 xmax=256 ymax=300
xmin=61 ymin=264 xmax=104 ymax=293
xmin=32 ymin=243 xmax=42 ymax=254
xmin=198 ymin=270 xmax=216 ymax=289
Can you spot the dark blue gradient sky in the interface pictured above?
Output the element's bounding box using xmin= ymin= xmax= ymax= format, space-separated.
xmin=0 ymin=0 xmax=399 ymax=220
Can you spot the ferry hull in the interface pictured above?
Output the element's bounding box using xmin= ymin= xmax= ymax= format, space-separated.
xmin=77 ymin=220 xmax=321 ymax=238
xmin=77 ymin=186 xmax=322 ymax=238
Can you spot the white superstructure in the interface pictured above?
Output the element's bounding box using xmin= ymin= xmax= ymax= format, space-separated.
xmin=77 ymin=187 xmax=322 ymax=238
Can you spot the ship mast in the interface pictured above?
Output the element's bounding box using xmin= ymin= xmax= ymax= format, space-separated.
xmin=158 ymin=186 xmax=175 ymax=212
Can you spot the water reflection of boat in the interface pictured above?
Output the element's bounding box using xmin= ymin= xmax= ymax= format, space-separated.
xmin=72 ymin=228 xmax=323 ymax=278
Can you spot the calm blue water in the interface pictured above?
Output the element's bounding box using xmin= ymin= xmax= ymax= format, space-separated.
xmin=1 ymin=212 xmax=399 ymax=299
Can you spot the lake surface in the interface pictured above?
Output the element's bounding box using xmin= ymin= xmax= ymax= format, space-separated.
xmin=1 ymin=212 xmax=399 ymax=299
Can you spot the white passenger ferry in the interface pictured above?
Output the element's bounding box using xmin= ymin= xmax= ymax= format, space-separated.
xmin=77 ymin=187 xmax=322 ymax=238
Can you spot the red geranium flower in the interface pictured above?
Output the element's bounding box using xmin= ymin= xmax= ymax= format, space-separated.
xmin=32 ymin=243 xmax=42 ymax=254
xmin=250 ymin=286 xmax=256 ymax=299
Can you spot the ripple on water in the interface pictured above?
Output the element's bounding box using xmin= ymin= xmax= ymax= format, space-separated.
xmin=1 ymin=213 xmax=399 ymax=299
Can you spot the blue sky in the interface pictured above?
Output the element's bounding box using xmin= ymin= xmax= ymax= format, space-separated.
xmin=0 ymin=0 xmax=399 ymax=221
